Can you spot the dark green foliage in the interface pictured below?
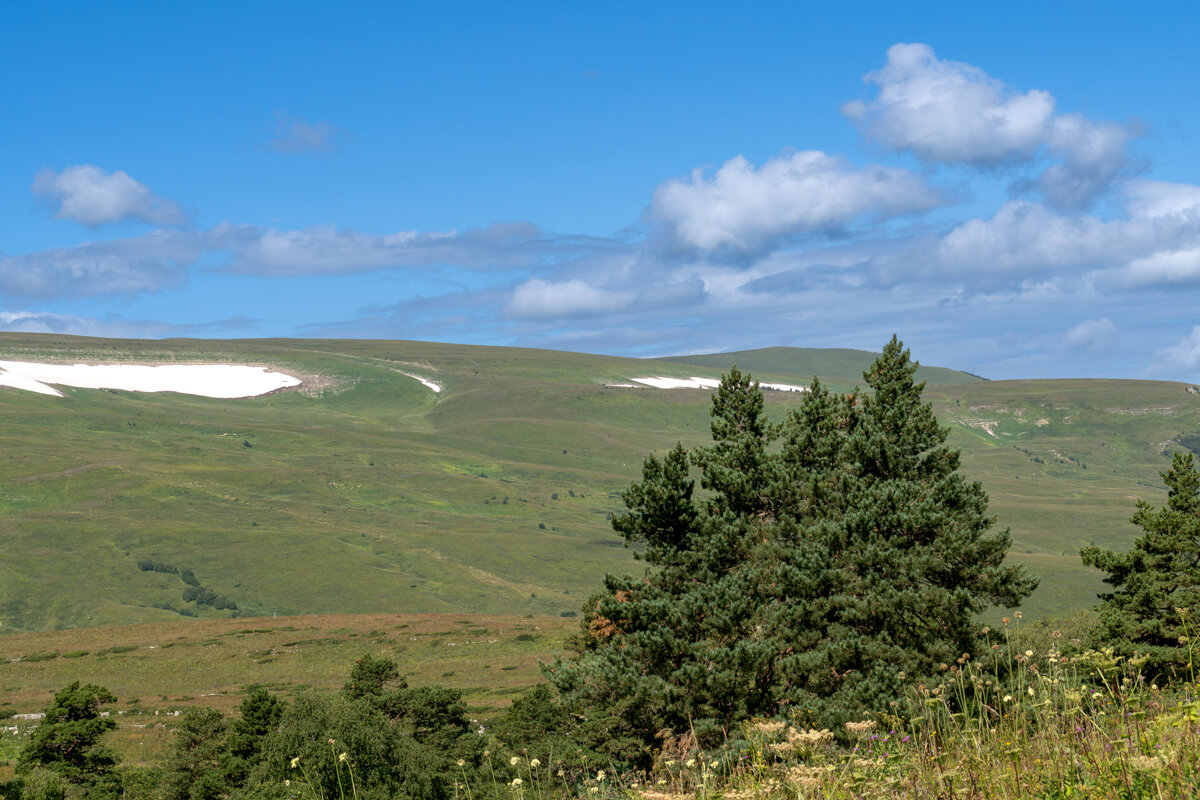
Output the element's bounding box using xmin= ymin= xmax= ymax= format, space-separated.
xmin=137 ymin=559 xmax=178 ymax=574
xmin=547 ymin=337 xmax=1037 ymax=755
xmin=228 ymin=689 xmax=286 ymax=771
xmin=181 ymin=585 xmax=237 ymax=610
xmin=491 ymin=684 xmax=607 ymax=776
xmin=1082 ymin=450 xmax=1200 ymax=678
xmin=179 ymin=569 xmax=200 ymax=587
xmin=4 ymin=769 xmax=65 ymax=800
xmin=17 ymin=682 xmax=119 ymax=785
xmin=163 ymin=708 xmax=227 ymax=800
xmin=254 ymin=658 xmax=485 ymax=800
xmin=342 ymin=654 xmax=405 ymax=702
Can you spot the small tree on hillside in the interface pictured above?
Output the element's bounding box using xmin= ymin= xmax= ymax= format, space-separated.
xmin=17 ymin=682 xmax=119 ymax=786
xmin=1082 ymin=450 xmax=1200 ymax=678
xmin=545 ymin=337 xmax=1037 ymax=760
xmin=163 ymin=707 xmax=227 ymax=800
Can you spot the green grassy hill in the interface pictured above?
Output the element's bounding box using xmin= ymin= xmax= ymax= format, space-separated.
xmin=1 ymin=333 xmax=1197 ymax=633
xmin=660 ymin=345 xmax=985 ymax=385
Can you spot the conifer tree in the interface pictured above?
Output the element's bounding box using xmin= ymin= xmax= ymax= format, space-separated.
xmin=1082 ymin=450 xmax=1200 ymax=677
xmin=546 ymin=337 xmax=1036 ymax=757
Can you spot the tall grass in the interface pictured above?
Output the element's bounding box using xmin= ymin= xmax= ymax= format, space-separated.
xmin=458 ymin=619 xmax=1200 ymax=798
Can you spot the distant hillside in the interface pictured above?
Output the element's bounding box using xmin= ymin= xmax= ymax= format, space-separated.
xmin=1 ymin=333 xmax=1198 ymax=632
xmin=659 ymin=346 xmax=985 ymax=385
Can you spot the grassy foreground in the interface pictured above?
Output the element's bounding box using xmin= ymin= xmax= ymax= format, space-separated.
xmin=446 ymin=619 xmax=1200 ymax=799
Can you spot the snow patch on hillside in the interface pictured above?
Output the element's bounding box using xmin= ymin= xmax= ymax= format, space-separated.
xmin=398 ymin=372 xmax=442 ymax=392
xmin=628 ymin=376 xmax=807 ymax=393
xmin=0 ymin=361 xmax=301 ymax=398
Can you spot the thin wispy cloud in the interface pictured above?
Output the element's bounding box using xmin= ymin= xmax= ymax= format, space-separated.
xmin=266 ymin=112 xmax=339 ymax=154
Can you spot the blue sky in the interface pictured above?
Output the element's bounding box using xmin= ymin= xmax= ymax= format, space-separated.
xmin=5 ymin=1 xmax=1200 ymax=380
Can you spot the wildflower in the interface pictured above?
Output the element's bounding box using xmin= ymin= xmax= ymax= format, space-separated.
xmin=664 ymin=760 xmax=675 ymax=767
xmin=686 ymin=758 xmax=696 ymax=767
xmin=710 ymin=760 xmax=718 ymax=768
xmin=588 ymin=788 xmax=598 ymax=795
xmin=1025 ymin=650 xmax=1034 ymax=658
xmin=1027 ymin=687 xmax=1035 ymax=696
xmin=657 ymin=779 xmax=667 ymax=785
xmin=285 ymin=780 xmax=291 ymax=787
xmin=1004 ymin=695 xmax=1013 ymax=702
xmin=530 ymin=758 xmax=540 ymax=768
xmin=328 ymin=738 xmax=335 ymax=745
xmin=510 ymin=756 xmax=520 ymax=766
xmin=290 ymin=757 xmax=300 ymax=769
xmin=511 ymin=778 xmax=523 ymax=787
xmin=1015 ymin=611 xmax=1023 ymax=619
xmin=484 ymin=750 xmax=490 ymax=758
xmin=339 ymin=753 xmax=348 ymax=763
xmin=1002 ymin=617 xmax=1010 ymax=626
xmin=457 ymin=759 xmax=465 ymax=767
xmin=558 ymin=770 xmax=565 ymax=778
xmin=597 ymin=770 xmax=605 ymax=781
xmin=981 ymin=626 xmax=990 ymax=634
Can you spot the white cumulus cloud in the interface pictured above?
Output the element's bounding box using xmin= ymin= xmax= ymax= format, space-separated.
xmin=649 ymin=149 xmax=940 ymax=256
xmin=1125 ymin=179 xmax=1200 ymax=219
xmin=505 ymin=278 xmax=635 ymax=319
xmin=32 ymin=165 xmax=187 ymax=228
xmin=843 ymin=43 xmax=1134 ymax=209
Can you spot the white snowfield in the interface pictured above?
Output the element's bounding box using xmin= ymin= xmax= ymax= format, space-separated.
xmin=0 ymin=361 xmax=301 ymax=399
xmin=398 ymin=372 xmax=442 ymax=392
xmin=629 ymin=376 xmax=807 ymax=393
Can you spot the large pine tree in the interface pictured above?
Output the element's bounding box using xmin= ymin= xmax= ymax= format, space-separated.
xmin=545 ymin=337 xmax=1037 ymax=757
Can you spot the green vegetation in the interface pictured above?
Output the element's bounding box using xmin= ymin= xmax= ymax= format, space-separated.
xmin=1083 ymin=450 xmax=1200 ymax=677
xmin=4 ymin=339 xmax=1200 ymax=798
xmin=546 ymin=342 xmax=1036 ymax=761
xmin=16 ymin=682 xmax=119 ymax=795
xmin=1 ymin=334 xmax=1200 ymax=631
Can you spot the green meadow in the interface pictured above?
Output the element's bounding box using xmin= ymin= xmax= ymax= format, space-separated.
xmin=1 ymin=332 xmax=1198 ymax=637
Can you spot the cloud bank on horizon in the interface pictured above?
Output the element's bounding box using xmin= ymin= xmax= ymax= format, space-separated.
xmin=5 ymin=38 xmax=1200 ymax=382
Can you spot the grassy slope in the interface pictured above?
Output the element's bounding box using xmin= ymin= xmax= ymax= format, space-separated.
xmin=1 ymin=334 xmax=1198 ymax=634
xmin=0 ymin=613 xmax=574 ymax=775
xmin=660 ymin=345 xmax=984 ymax=385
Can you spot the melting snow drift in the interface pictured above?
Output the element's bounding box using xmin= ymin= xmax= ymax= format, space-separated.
xmin=628 ymin=376 xmax=806 ymax=393
xmin=0 ymin=361 xmax=301 ymax=399
xmin=398 ymin=372 xmax=442 ymax=392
